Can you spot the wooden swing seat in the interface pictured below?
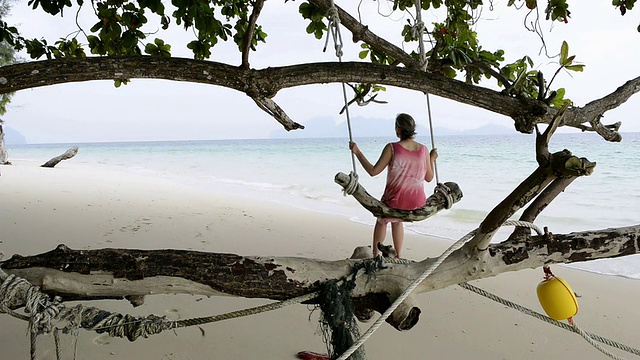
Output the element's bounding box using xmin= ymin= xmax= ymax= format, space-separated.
xmin=334 ymin=172 xmax=463 ymax=222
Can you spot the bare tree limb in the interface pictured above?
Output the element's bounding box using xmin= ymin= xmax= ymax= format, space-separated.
xmin=472 ymin=107 xmax=598 ymax=250
xmin=561 ymin=75 xmax=640 ymax=139
xmin=252 ymin=96 xmax=305 ymax=131
xmin=0 ymin=58 xmax=551 ymax=134
xmin=507 ymin=176 xmax=577 ymax=242
xmin=240 ymin=0 xmax=265 ymax=69
xmin=535 ymin=102 xmax=568 ymax=166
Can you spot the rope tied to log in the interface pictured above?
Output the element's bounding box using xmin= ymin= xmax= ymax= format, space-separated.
xmin=458 ymin=282 xmax=636 ymax=360
xmin=2 ymin=226 xmax=638 ymax=360
xmin=0 ymin=273 xmax=70 ymax=360
xmin=334 ymin=221 xmax=541 ymax=360
xmin=336 ymin=220 xmax=636 ymax=360
xmin=0 ymin=269 xmax=319 ymax=341
xmin=379 ymin=258 xmax=640 ymax=359
xmin=342 ymin=171 xmax=359 ymax=196
xmin=434 ymin=182 xmax=454 ymax=209
xmin=0 ymin=258 xmax=381 ymax=359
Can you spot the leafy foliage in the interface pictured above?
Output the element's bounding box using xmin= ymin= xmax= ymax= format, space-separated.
xmin=13 ymin=0 xmax=267 ymax=60
xmin=299 ymin=2 xmax=327 ymax=39
xmin=144 ymin=38 xmax=171 ymax=57
xmin=0 ymin=0 xmax=631 ymax=101
xmin=358 ymin=43 xmax=395 ymax=66
xmin=612 ymin=0 xmax=637 ymax=16
xmin=0 ymin=0 xmax=16 ymax=117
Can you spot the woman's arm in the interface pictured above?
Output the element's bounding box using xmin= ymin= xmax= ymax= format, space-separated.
xmin=424 ymin=148 xmax=438 ymax=182
xmin=350 ymin=142 xmax=392 ymax=177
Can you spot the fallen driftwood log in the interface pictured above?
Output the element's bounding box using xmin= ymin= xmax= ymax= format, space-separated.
xmin=41 ymin=147 xmax=78 ymax=168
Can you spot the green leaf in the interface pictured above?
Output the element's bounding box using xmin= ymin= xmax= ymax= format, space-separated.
xmin=358 ymin=50 xmax=368 ymax=59
xmin=305 ymin=22 xmax=315 ymax=35
xmin=564 ymin=55 xmax=575 ymax=65
xmin=560 ymin=40 xmax=569 ymax=63
xmin=565 ymin=64 xmax=585 ymax=72
xmin=442 ymin=66 xmax=456 ymax=78
xmin=90 ymin=21 xmax=103 ymax=33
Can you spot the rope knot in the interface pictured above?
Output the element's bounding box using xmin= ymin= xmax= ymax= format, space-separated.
xmin=25 ymin=285 xmax=65 ymax=336
xmin=410 ymin=20 xmax=425 ymax=40
xmin=326 ymin=6 xmax=340 ymax=25
xmin=434 ymin=182 xmax=453 ymax=209
xmin=323 ymin=4 xmax=344 ymax=58
xmin=342 ymin=171 xmax=359 ymax=196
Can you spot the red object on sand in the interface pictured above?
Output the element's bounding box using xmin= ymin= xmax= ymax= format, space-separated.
xmin=296 ymin=351 xmax=331 ymax=360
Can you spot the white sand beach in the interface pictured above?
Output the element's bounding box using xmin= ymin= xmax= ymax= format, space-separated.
xmin=1 ymin=160 xmax=639 ymax=360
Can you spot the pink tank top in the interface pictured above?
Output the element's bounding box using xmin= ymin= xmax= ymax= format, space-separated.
xmin=381 ymin=142 xmax=427 ymax=210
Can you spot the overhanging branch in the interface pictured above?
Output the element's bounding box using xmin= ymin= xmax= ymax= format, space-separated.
xmin=0 ymin=57 xmax=635 ymax=138
xmin=561 ymin=75 xmax=640 ymax=140
xmin=0 ymin=57 xmax=544 ymax=130
xmin=308 ymin=0 xmax=418 ymax=69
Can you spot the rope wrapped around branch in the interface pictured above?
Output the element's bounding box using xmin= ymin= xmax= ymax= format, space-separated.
xmin=335 ymin=171 xmax=462 ymax=221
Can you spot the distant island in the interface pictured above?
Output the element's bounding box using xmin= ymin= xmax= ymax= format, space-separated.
xmin=2 ymin=126 xmax=27 ymax=145
xmin=269 ymin=115 xmax=514 ymax=139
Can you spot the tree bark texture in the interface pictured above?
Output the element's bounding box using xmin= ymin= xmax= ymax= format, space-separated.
xmin=0 ymin=124 xmax=9 ymax=165
xmin=0 ymin=57 xmax=634 ymax=138
xmin=2 ymin=224 xmax=638 ymax=330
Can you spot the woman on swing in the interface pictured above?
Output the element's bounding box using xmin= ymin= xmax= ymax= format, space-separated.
xmin=349 ymin=113 xmax=438 ymax=258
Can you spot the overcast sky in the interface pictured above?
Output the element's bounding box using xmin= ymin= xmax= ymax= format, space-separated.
xmin=4 ymin=1 xmax=640 ymax=143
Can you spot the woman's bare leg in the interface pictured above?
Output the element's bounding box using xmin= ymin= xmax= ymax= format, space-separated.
xmin=372 ymin=220 xmax=387 ymax=257
xmin=391 ymin=222 xmax=404 ymax=258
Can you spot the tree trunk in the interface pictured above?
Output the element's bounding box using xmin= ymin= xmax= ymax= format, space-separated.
xmin=0 ymin=124 xmax=9 ymax=165
xmin=40 ymin=146 xmax=78 ymax=168
xmin=2 ymin=224 xmax=638 ymax=331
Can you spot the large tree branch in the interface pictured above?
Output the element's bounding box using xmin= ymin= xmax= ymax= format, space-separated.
xmin=0 ymin=57 xmax=634 ymax=139
xmin=471 ymin=110 xmax=596 ymax=250
xmin=308 ymin=0 xmax=630 ymax=141
xmin=308 ymin=0 xmax=418 ymax=69
xmin=0 ymin=57 xmax=551 ymax=131
xmin=2 ymin=225 xmax=639 ymax=331
xmin=561 ymin=75 xmax=640 ymax=141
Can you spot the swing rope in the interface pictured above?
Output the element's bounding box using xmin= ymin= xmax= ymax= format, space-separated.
xmin=324 ymin=1 xmax=359 ymax=196
xmin=425 ymin=92 xmax=454 ymax=209
xmin=425 ymin=93 xmax=439 ymax=184
xmin=328 ymin=0 xmax=454 ymax=209
xmin=412 ymin=0 xmax=453 ymax=208
xmin=413 ymin=0 xmax=437 ymax=183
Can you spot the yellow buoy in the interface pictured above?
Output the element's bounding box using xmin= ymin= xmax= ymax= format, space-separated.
xmin=536 ymin=276 xmax=579 ymax=321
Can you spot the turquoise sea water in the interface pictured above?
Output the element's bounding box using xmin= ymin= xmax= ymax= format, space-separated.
xmin=6 ymin=132 xmax=640 ymax=279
